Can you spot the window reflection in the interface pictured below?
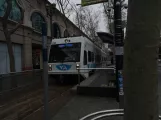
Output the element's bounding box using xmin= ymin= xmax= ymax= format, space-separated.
xmin=64 ymin=29 xmax=69 ymax=37
xmin=53 ymin=23 xmax=61 ymax=38
xmin=0 ymin=0 xmax=21 ymax=22
xmin=31 ymin=12 xmax=45 ymax=32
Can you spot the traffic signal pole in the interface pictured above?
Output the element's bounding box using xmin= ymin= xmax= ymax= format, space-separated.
xmin=114 ymin=0 xmax=124 ymax=108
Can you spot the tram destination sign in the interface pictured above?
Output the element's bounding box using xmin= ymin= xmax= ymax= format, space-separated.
xmin=81 ymin=0 xmax=107 ymax=6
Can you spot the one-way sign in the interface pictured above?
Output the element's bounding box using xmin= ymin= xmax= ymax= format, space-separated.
xmin=81 ymin=0 xmax=107 ymax=6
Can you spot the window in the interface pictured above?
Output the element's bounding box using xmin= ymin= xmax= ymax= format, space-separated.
xmin=64 ymin=29 xmax=70 ymax=37
xmin=53 ymin=23 xmax=61 ymax=38
xmin=159 ymin=47 xmax=161 ymax=59
xmin=91 ymin=52 xmax=94 ymax=62
xmin=88 ymin=51 xmax=92 ymax=62
xmin=96 ymin=54 xmax=101 ymax=63
xmin=49 ymin=43 xmax=81 ymax=63
xmin=31 ymin=12 xmax=45 ymax=32
xmin=109 ymin=51 xmax=113 ymax=56
xmin=95 ymin=54 xmax=97 ymax=63
xmin=98 ymin=55 xmax=101 ymax=63
xmin=84 ymin=51 xmax=87 ymax=65
xmin=0 ymin=0 xmax=22 ymax=22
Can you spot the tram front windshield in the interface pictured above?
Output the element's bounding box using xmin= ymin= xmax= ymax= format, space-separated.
xmin=48 ymin=43 xmax=81 ymax=63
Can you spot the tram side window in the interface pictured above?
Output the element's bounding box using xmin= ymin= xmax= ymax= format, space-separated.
xmin=91 ymin=52 xmax=94 ymax=62
xmin=84 ymin=51 xmax=87 ymax=65
xmin=97 ymin=55 xmax=100 ymax=63
xmin=96 ymin=54 xmax=101 ymax=63
xmin=88 ymin=51 xmax=92 ymax=62
xmin=95 ymin=54 xmax=97 ymax=63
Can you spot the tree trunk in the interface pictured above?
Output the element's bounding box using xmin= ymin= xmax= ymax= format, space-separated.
xmin=124 ymin=0 xmax=161 ymax=120
xmin=6 ymin=35 xmax=15 ymax=72
xmin=5 ymin=33 xmax=17 ymax=88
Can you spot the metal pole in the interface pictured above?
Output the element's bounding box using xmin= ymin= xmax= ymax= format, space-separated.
xmin=114 ymin=0 xmax=124 ymax=108
xmin=50 ymin=6 xmax=53 ymax=41
xmin=42 ymin=22 xmax=49 ymax=120
xmin=76 ymin=65 xmax=80 ymax=85
xmin=78 ymin=69 xmax=80 ymax=85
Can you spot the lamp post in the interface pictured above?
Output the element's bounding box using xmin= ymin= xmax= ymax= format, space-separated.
xmin=46 ymin=3 xmax=56 ymax=41
xmin=42 ymin=3 xmax=56 ymax=120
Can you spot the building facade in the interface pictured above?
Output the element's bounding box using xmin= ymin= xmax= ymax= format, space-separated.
xmin=0 ymin=0 xmax=86 ymax=74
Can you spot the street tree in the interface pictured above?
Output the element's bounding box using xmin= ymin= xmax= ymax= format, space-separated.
xmin=1 ymin=0 xmax=24 ymax=72
xmin=1 ymin=0 xmax=24 ymax=87
xmin=73 ymin=5 xmax=100 ymax=41
xmin=123 ymin=0 xmax=161 ymax=120
xmin=102 ymin=0 xmax=127 ymax=33
xmin=53 ymin=0 xmax=73 ymax=30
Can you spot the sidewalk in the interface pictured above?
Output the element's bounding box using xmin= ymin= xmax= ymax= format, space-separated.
xmin=52 ymin=95 xmax=120 ymax=120
xmin=52 ymin=68 xmax=161 ymax=120
xmin=52 ymin=68 xmax=119 ymax=120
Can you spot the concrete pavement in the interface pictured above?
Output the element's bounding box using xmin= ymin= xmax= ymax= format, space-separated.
xmin=51 ymin=68 xmax=161 ymax=120
xmin=52 ymin=96 xmax=120 ymax=120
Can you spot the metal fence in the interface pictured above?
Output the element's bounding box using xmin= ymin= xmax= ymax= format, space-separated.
xmin=0 ymin=69 xmax=43 ymax=93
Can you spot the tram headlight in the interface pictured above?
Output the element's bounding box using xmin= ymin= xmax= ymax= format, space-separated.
xmin=76 ymin=63 xmax=80 ymax=70
xmin=48 ymin=65 xmax=52 ymax=71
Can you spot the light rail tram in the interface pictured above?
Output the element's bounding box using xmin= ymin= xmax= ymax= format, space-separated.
xmin=48 ymin=36 xmax=111 ymax=82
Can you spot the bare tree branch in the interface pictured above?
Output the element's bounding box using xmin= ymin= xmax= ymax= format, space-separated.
xmin=3 ymin=0 xmax=12 ymax=21
xmin=1 ymin=0 xmax=25 ymax=74
xmin=74 ymin=7 xmax=100 ymax=40
xmin=9 ymin=6 xmax=24 ymax=34
xmin=102 ymin=0 xmax=127 ymax=33
xmin=55 ymin=0 xmax=74 ymax=29
xmin=2 ymin=0 xmax=12 ymax=31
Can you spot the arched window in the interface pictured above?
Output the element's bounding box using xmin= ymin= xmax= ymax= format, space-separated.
xmin=31 ymin=12 xmax=45 ymax=32
xmin=64 ymin=29 xmax=70 ymax=38
xmin=0 ymin=0 xmax=21 ymax=22
xmin=53 ymin=23 xmax=61 ymax=38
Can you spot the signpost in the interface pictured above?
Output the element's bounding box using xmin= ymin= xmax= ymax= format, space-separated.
xmin=81 ymin=0 xmax=107 ymax=6
xmin=42 ymin=22 xmax=49 ymax=120
xmin=81 ymin=0 xmax=124 ymax=108
xmin=113 ymin=0 xmax=124 ymax=108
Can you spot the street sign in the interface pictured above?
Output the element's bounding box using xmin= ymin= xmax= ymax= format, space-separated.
xmin=81 ymin=0 xmax=107 ymax=6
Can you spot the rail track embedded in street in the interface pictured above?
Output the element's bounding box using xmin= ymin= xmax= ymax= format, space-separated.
xmin=0 ymin=84 xmax=74 ymax=120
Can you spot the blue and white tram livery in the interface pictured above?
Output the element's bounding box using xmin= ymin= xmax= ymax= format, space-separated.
xmin=48 ymin=36 xmax=110 ymax=80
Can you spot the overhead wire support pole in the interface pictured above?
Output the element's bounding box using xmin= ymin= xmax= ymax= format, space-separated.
xmin=42 ymin=22 xmax=49 ymax=120
xmin=114 ymin=0 xmax=124 ymax=108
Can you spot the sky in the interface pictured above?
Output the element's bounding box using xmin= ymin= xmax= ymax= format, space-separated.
xmin=49 ymin=0 xmax=128 ymax=32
